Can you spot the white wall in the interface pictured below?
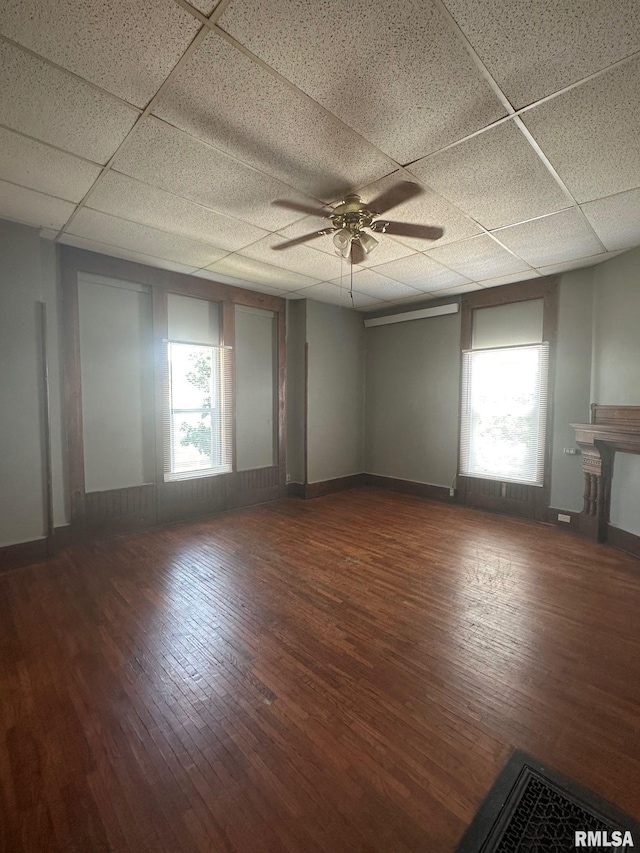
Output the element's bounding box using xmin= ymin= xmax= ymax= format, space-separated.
xmin=0 ymin=220 xmax=65 ymax=546
xmin=592 ymin=247 xmax=640 ymax=535
xmin=306 ymin=300 xmax=365 ymax=484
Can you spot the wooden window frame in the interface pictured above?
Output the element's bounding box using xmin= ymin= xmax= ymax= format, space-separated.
xmin=60 ymin=246 xmax=287 ymax=533
xmin=457 ymin=276 xmax=559 ymax=521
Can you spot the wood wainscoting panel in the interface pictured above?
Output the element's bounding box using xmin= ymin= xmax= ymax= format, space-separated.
xmin=83 ymin=484 xmax=157 ymax=533
xmin=226 ymin=466 xmax=281 ymax=509
xmin=158 ymin=475 xmax=226 ymax=525
xmin=458 ymin=476 xmax=543 ymax=519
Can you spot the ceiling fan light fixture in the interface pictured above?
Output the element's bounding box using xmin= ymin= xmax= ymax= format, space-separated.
xmin=358 ymin=231 xmax=378 ymax=254
xmin=332 ymin=228 xmax=351 ymax=251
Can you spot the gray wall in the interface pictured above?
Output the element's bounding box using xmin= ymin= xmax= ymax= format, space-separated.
xmin=286 ymin=299 xmax=306 ymax=484
xmin=0 ymin=220 xmax=65 ymax=546
xmin=364 ymin=311 xmax=460 ymax=488
xmin=306 ymin=300 xmax=365 ymax=484
xmin=235 ymin=305 xmax=276 ymax=471
xmin=549 ymin=269 xmax=594 ymax=511
xmin=78 ymin=274 xmax=155 ymax=491
xmin=591 ymin=247 xmax=640 ymax=535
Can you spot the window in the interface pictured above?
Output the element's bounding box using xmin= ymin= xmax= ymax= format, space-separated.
xmin=164 ymin=341 xmax=232 ymax=481
xmin=460 ymin=343 xmax=549 ymax=486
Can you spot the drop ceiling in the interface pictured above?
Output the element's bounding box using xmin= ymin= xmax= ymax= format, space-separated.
xmin=1 ymin=0 xmax=639 ymax=312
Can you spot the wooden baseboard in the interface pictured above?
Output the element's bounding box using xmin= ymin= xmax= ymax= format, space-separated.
xmin=304 ymin=474 xmax=365 ymax=499
xmin=608 ymin=525 xmax=640 ymax=560
xmin=547 ymin=507 xmax=581 ymax=529
xmin=0 ymin=538 xmax=48 ymax=572
xmin=286 ymin=482 xmax=306 ymax=498
xmin=362 ymin=473 xmax=451 ymax=502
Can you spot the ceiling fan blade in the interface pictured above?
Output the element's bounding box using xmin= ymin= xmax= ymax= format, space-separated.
xmin=272 ymin=229 xmax=334 ymax=250
xmin=366 ymin=180 xmax=424 ymax=215
xmin=350 ymin=239 xmax=366 ymax=265
xmin=372 ymin=220 xmax=444 ymax=241
xmin=272 ymin=199 xmax=331 ymax=218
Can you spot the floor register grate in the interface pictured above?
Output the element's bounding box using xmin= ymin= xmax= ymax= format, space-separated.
xmin=457 ymin=752 xmax=640 ymax=853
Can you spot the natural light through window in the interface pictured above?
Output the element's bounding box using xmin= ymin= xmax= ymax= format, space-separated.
xmin=164 ymin=342 xmax=232 ymax=481
xmin=460 ymin=343 xmax=549 ymax=486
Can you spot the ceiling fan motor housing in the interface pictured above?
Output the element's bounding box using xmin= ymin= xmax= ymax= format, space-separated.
xmin=330 ymin=195 xmax=376 ymax=237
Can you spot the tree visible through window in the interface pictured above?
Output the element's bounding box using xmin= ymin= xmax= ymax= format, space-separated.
xmin=460 ymin=343 xmax=549 ymax=486
xmin=164 ymin=342 xmax=232 ymax=480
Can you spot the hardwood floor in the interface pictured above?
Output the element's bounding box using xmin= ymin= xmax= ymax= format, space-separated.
xmin=1 ymin=488 xmax=639 ymax=852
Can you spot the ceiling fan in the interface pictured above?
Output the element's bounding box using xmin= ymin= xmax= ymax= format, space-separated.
xmin=271 ymin=180 xmax=444 ymax=264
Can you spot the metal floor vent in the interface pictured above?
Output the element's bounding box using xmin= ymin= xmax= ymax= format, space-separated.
xmin=457 ymin=751 xmax=640 ymax=853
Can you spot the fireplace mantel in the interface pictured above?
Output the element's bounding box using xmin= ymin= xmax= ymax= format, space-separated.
xmin=571 ymin=405 xmax=640 ymax=541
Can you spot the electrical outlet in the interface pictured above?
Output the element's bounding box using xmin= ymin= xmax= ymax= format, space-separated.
xmin=286 ymin=474 xmax=291 ymax=483
xmin=449 ymin=487 xmax=455 ymax=497
xmin=563 ymin=448 xmax=578 ymax=455
xmin=558 ymin=513 xmax=571 ymax=523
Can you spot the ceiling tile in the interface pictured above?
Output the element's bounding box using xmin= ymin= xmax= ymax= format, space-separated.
xmin=277 ymin=214 xmax=336 ymax=244
xmin=0 ymin=181 xmax=75 ymax=229
xmin=218 ymin=0 xmax=506 ymax=163
xmin=443 ymin=0 xmax=640 ymax=107
xmin=0 ymin=127 xmax=101 ymax=202
xmin=294 ymin=282 xmax=383 ymax=310
xmin=370 ymin=252 xmax=470 ymax=290
xmin=536 ymin=252 xmax=623 ymax=276
xmin=522 ymin=58 xmax=640 ymax=203
xmin=192 ymin=269 xmax=286 ymax=295
xmin=426 ymin=234 xmax=531 ymax=279
xmin=88 ymin=171 xmax=269 ymax=252
xmin=241 ymin=235 xmax=361 ymax=280
xmin=0 ymin=41 xmax=139 ymax=164
xmin=581 ymin=189 xmax=640 ymax=252
xmin=204 ymin=253 xmax=321 ymax=291
xmin=68 ymin=208 xmax=229 ymax=267
xmin=358 ymin=171 xmax=482 ymax=251
xmin=494 ymin=208 xmax=603 ymax=268
xmin=349 ymin=292 xmax=387 ymax=310
xmin=0 ymin=0 xmax=201 ymax=107
xmin=429 ymin=282 xmax=483 ymax=297
xmin=114 ymin=117 xmax=319 ymax=230
xmin=356 ymin=238 xmax=416 ymax=266
xmin=153 ymin=32 xmax=396 ymax=201
xmin=408 ymin=120 xmax=569 ymax=229
xmin=479 ymin=272 xmax=542 ymax=290
xmin=58 ymin=232 xmax=200 ymax=274
xmin=329 ymin=268 xmax=425 ymax=301
xmin=187 ymin=0 xmax=219 ymax=14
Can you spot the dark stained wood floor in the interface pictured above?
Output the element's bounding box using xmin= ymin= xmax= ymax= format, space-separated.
xmin=1 ymin=488 xmax=640 ymax=852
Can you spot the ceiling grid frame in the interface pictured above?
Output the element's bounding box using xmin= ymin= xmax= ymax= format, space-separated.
xmin=53 ymin=0 xmax=235 ymax=240
xmin=428 ymin=0 xmax=608 ymax=254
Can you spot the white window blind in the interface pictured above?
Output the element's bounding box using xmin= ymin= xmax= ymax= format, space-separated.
xmin=163 ymin=341 xmax=233 ymax=481
xmin=460 ymin=343 xmax=549 ymax=486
